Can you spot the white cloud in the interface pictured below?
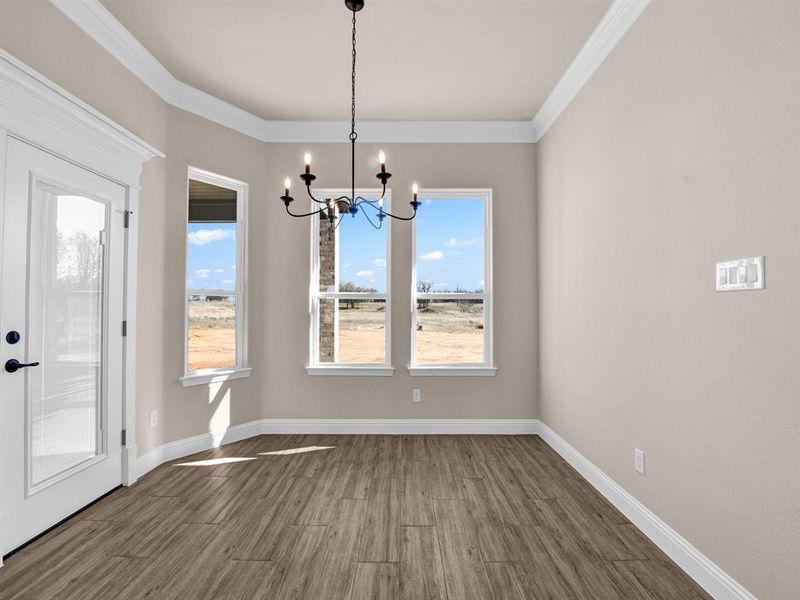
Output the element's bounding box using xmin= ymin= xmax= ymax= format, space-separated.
xmin=478 ymin=280 xmax=485 ymax=288
xmin=188 ymin=228 xmax=235 ymax=246
xmin=221 ymin=278 xmax=234 ymax=286
xmin=196 ymin=269 xmax=212 ymax=279
xmin=373 ymin=258 xmax=386 ymax=268
xmin=445 ymin=237 xmax=480 ymax=248
xmin=214 ymin=268 xmax=224 ymax=273
xmin=420 ymin=250 xmax=444 ymax=261
xmin=230 ymin=265 xmax=236 ymax=270
xmin=355 ymin=270 xmax=374 ymax=277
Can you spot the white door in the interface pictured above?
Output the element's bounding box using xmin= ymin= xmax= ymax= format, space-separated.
xmin=0 ymin=138 xmax=126 ymax=555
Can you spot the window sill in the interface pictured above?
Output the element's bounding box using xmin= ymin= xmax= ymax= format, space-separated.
xmin=407 ymin=366 xmax=497 ymax=377
xmin=180 ymin=367 xmax=252 ymax=387
xmin=306 ymin=365 xmax=395 ymax=377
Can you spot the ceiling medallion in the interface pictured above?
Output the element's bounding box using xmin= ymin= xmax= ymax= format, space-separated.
xmin=279 ymin=0 xmax=420 ymax=229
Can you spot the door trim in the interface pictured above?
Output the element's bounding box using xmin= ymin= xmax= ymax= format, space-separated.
xmin=0 ymin=50 xmax=163 ymax=566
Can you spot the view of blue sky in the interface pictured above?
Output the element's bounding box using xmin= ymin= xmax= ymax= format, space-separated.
xmin=187 ymin=222 xmax=237 ymax=291
xmin=338 ymin=199 xmax=388 ymax=293
xmin=187 ymin=196 xmax=484 ymax=294
xmin=415 ymin=197 xmax=485 ymax=292
xmin=337 ymin=195 xmax=485 ymax=293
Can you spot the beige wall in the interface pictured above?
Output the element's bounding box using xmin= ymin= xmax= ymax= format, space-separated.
xmin=165 ymin=108 xmax=538 ymax=440
xmin=536 ymin=2 xmax=800 ymax=599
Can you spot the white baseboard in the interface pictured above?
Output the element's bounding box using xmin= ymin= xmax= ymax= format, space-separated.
xmin=259 ymin=418 xmax=540 ymax=435
xmin=537 ymin=423 xmax=756 ymax=600
xmin=134 ymin=419 xmax=264 ymax=480
xmin=134 ymin=418 xmax=539 ymax=479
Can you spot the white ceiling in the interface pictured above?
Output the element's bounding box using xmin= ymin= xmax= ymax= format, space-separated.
xmin=100 ymin=0 xmax=613 ymax=122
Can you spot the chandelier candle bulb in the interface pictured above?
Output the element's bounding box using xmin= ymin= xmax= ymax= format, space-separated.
xmin=304 ymin=152 xmax=312 ymax=174
xmin=378 ymin=150 xmax=386 ymax=173
xmin=412 ymin=182 xmax=419 ymax=201
xmin=284 ymin=177 xmax=291 ymax=197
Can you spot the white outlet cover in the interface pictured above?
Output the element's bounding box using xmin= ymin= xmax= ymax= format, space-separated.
xmin=412 ymin=389 xmax=421 ymax=403
xmin=150 ymin=410 xmax=158 ymax=427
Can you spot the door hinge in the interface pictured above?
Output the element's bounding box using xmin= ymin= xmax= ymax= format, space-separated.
xmin=121 ymin=430 xmax=127 ymax=446
xmin=122 ymin=320 xmax=127 ymax=337
xmin=123 ymin=210 xmax=132 ymax=229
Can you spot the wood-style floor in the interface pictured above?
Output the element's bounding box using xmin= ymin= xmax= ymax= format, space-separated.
xmin=0 ymin=435 xmax=712 ymax=600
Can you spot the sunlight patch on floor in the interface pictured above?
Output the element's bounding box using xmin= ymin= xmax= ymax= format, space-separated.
xmin=259 ymin=445 xmax=335 ymax=456
xmin=174 ymin=457 xmax=256 ymax=467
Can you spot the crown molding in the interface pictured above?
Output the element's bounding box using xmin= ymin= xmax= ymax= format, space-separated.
xmin=51 ymin=0 xmax=647 ymax=144
xmin=530 ymin=0 xmax=650 ymax=142
xmin=0 ymin=48 xmax=163 ymax=184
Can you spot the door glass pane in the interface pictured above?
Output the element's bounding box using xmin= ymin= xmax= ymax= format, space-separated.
xmin=415 ymin=299 xmax=484 ymax=364
xmin=187 ymin=295 xmax=237 ymax=371
xmin=29 ymin=187 xmax=107 ymax=486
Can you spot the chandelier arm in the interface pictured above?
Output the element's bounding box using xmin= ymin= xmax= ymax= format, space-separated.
xmin=306 ymin=184 xmax=326 ymax=204
xmin=379 ymin=207 xmax=419 ymax=221
xmin=359 ymin=205 xmax=384 ymax=230
xmin=285 ymin=204 xmax=326 ymax=219
xmin=333 ymin=211 xmax=347 ymax=231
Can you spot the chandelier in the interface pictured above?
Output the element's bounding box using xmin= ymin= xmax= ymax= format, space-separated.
xmin=279 ymin=0 xmax=420 ymax=229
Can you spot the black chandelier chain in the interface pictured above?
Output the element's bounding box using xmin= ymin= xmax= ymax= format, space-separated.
xmin=279 ymin=0 xmax=421 ymax=229
xmin=351 ymin=8 xmax=357 ymax=142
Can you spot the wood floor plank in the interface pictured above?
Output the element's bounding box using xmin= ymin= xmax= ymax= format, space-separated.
xmin=301 ymin=498 xmax=367 ymax=600
xmin=358 ymin=477 xmax=402 ymax=562
xmin=434 ymin=498 xmax=496 ymax=600
xmin=484 ymin=562 xmax=529 ymax=600
xmin=399 ymin=475 xmax=435 ymax=526
xmin=607 ymin=559 xmax=714 ymax=600
xmin=230 ymin=476 xmax=317 ymax=561
xmin=268 ymin=525 xmax=329 ymax=600
xmin=53 ymin=557 xmax=151 ymax=600
xmin=0 ymin=435 xmax=714 ymax=600
xmin=399 ymin=526 xmax=447 ymax=600
xmin=350 ymin=563 xmax=399 ymax=600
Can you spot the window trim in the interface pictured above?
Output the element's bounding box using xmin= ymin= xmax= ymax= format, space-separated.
xmin=409 ymin=188 xmax=495 ymax=375
xmin=307 ymin=188 xmax=392 ymax=375
xmin=180 ymin=166 xmax=249 ymax=387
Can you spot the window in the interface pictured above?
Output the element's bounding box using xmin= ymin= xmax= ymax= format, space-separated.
xmin=308 ymin=190 xmax=392 ymax=375
xmin=410 ymin=190 xmax=495 ymax=375
xmin=181 ymin=168 xmax=249 ymax=386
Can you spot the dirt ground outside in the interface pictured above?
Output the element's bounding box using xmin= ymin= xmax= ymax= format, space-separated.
xmin=187 ymin=299 xmax=485 ymax=370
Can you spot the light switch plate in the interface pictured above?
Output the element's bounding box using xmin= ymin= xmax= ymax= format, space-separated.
xmin=716 ymin=256 xmax=764 ymax=291
xmin=634 ymin=448 xmax=645 ymax=475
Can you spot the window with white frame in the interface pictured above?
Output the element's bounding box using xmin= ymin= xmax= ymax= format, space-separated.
xmin=309 ymin=190 xmax=391 ymax=372
xmin=183 ymin=168 xmax=247 ymax=382
xmin=411 ymin=190 xmax=494 ymax=372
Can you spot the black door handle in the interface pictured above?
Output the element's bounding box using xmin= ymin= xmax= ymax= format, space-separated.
xmin=5 ymin=359 xmax=40 ymax=373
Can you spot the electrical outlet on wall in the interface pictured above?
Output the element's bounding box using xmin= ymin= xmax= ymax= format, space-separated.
xmin=412 ymin=389 xmax=421 ymax=403
xmin=634 ymin=448 xmax=645 ymax=475
xmin=150 ymin=409 xmax=158 ymax=428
